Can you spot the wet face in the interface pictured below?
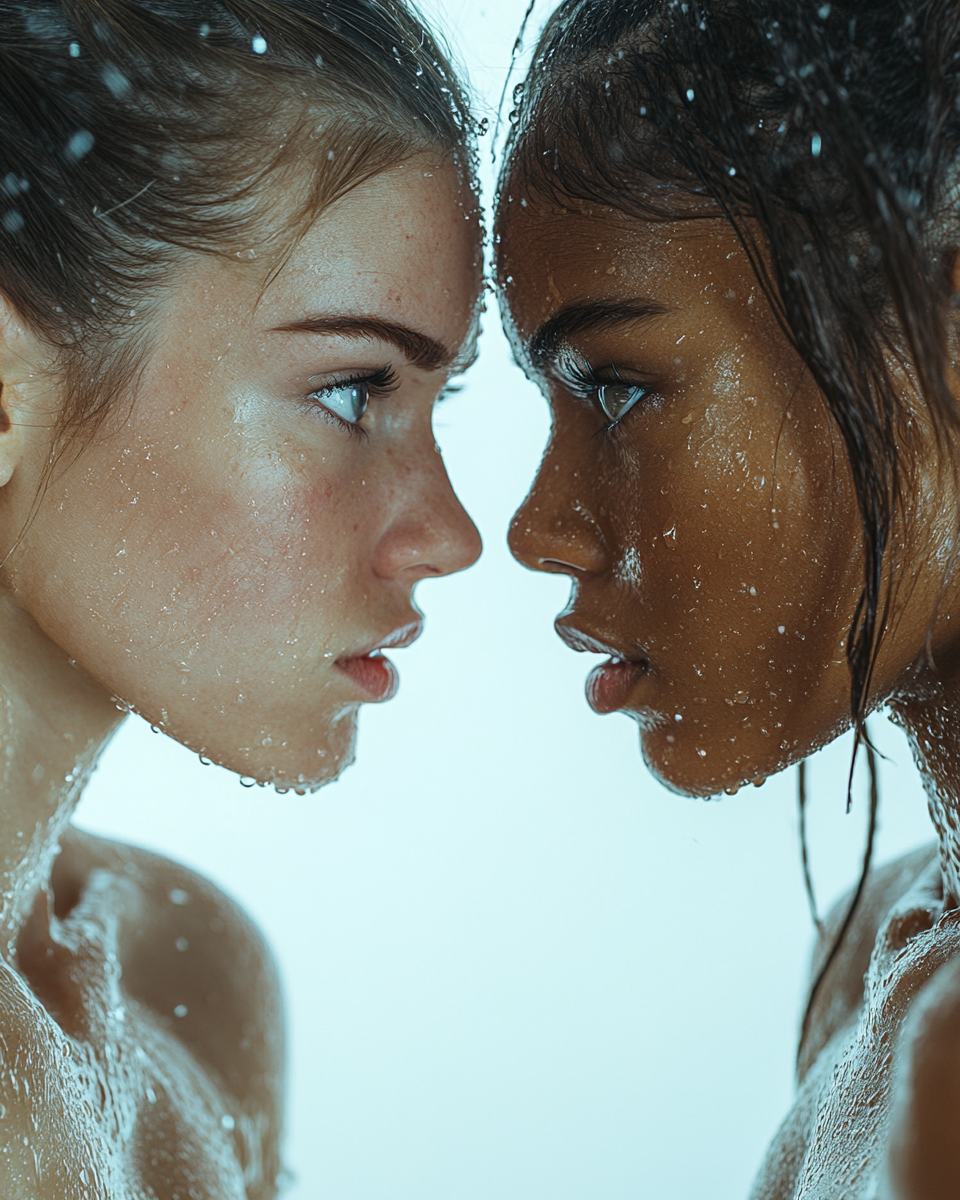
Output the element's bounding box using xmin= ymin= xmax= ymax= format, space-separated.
xmin=499 ymin=198 xmax=925 ymax=796
xmin=0 ymin=155 xmax=482 ymax=790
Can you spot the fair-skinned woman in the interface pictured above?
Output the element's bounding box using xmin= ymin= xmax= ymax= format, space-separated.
xmin=497 ymin=0 xmax=960 ymax=1195
xmin=0 ymin=1 xmax=480 ymax=1194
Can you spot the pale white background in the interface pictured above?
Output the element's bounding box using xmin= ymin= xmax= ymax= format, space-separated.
xmin=76 ymin=3 xmax=936 ymax=1197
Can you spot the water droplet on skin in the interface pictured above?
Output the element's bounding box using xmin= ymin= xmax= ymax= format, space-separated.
xmin=198 ymin=754 xmax=211 ymax=766
xmin=173 ymin=1004 xmax=188 ymax=1018
xmin=175 ymin=937 xmax=188 ymax=952
xmin=168 ymin=888 xmax=190 ymax=906
xmin=778 ymin=625 xmax=786 ymax=634
xmin=662 ymin=525 xmax=677 ymax=547
xmin=239 ymin=776 xmax=256 ymax=788
xmin=221 ymin=1113 xmax=235 ymax=1131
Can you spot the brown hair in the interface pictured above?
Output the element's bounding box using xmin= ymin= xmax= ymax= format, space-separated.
xmin=1 ymin=0 xmax=474 ymax=450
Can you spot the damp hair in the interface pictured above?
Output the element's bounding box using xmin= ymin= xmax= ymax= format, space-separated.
xmin=497 ymin=0 xmax=960 ymax=749
xmin=0 ymin=0 xmax=474 ymax=452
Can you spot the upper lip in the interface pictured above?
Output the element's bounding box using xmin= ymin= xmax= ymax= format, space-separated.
xmin=555 ymin=619 xmax=650 ymax=665
xmin=337 ymin=620 xmax=424 ymax=661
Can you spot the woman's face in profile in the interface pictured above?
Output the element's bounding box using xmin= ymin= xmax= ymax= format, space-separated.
xmin=498 ymin=200 xmax=940 ymax=796
xmin=2 ymin=155 xmax=482 ymax=790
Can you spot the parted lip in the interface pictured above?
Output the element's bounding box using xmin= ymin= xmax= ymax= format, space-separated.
xmin=554 ymin=618 xmax=651 ymax=666
xmin=337 ymin=620 xmax=423 ymax=661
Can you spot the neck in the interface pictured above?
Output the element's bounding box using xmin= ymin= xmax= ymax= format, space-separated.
xmin=0 ymin=588 xmax=123 ymax=957
xmin=890 ymin=651 xmax=960 ymax=907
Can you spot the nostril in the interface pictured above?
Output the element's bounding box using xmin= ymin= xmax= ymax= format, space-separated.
xmin=539 ymin=557 xmax=585 ymax=574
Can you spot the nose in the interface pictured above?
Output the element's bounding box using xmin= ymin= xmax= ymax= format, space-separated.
xmin=507 ymin=441 xmax=609 ymax=578
xmin=371 ymin=440 xmax=482 ymax=585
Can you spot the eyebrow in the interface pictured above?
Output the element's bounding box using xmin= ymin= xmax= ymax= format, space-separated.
xmin=271 ymin=315 xmax=456 ymax=372
xmin=527 ymin=300 xmax=667 ymax=367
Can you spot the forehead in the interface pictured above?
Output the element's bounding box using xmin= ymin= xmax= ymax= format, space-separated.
xmin=497 ymin=200 xmax=755 ymax=348
xmin=261 ymin=155 xmax=482 ymax=353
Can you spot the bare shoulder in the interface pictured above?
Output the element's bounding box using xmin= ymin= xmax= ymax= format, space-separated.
xmin=55 ymin=825 xmax=284 ymax=1126
xmin=798 ymin=843 xmax=939 ymax=1079
xmin=750 ymin=844 xmax=939 ymax=1200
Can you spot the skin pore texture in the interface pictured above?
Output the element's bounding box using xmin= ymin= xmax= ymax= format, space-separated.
xmin=0 ymin=154 xmax=481 ymax=1199
xmin=498 ymin=197 xmax=960 ymax=1198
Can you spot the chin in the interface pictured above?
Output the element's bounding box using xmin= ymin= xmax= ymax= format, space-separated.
xmin=157 ymin=703 xmax=361 ymax=794
xmin=638 ymin=722 xmax=800 ymax=799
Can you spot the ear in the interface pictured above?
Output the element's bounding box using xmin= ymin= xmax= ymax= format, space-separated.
xmin=0 ymin=295 xmax=46 ymax=489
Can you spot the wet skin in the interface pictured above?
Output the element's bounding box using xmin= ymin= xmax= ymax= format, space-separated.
xmin=1 ymin=153 xmax=482 ymax=793
xmin=498 ymin=196 xmax=960 ymax=1198
xmin=0 ymin=156 xmax=481 ymax=1198
xmin=498 ymin=203 xmax=957 ymax=798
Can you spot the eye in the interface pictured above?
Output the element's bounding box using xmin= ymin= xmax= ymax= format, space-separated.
xmin=596 ymin=383 xmax=647 ymax=423
xmin=309 ymin=381 xmax=370 ymax=425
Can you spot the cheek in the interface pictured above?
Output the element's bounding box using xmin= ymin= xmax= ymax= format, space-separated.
xmin=23 ymin=420 xmax=367 ymax=668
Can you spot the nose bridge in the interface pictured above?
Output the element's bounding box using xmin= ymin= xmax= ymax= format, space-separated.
xmin=508 ymin=433 xmax=609 ymax=575
xmin=374 ymin=427 xmax=481 ymax=582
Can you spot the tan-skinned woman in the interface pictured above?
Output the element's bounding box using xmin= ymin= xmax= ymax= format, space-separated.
xmin=497 ymin=1 xmax=960 ymax=1195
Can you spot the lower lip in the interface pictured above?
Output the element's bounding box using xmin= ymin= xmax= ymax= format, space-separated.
xmin=586 ymin=658 xmax=650 ymax=713
xmin=335 ymin=653 xmax=398 ymax=701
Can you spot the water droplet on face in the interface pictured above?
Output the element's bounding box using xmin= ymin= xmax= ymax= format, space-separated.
xmin=239 ymin=775 xmax=256 ymax=788
xmin=221 ymin=1113 xmax=235 ymax=1131
xmin=173 ymin=1004 xmax=188 ymax=1018
xmin=662 ymin=525 xmax=677 ymax=548
xmin=168 ymin=888 xmax=190 ymax=906
xmin=175 ymin=937 xmax=188 ymax=952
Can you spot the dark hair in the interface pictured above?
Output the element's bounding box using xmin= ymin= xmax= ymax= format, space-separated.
xmin=1 ymin=0 xmax=473 ymax=449
xmin=498 ymin=0 xmax=960 ymax=745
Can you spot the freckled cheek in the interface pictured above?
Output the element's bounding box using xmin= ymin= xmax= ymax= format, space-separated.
xmin=138 ymin=460 xmax=364 ymax=626
xmin=174 ymin=477 xmax=362 ymax=609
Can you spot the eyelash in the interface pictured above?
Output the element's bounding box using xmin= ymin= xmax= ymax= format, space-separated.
xmin=305 ymin=365 xmax=400 ymax=438
xmin=561 ymin=360 xmax=653 ymax=437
